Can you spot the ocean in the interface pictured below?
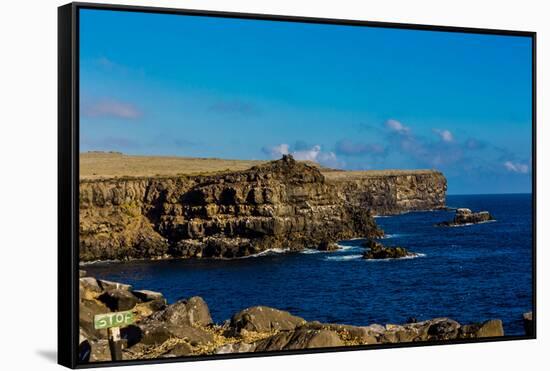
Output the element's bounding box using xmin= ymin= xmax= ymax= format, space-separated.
xmin=83 ymin=194 xmax=533 ymax=336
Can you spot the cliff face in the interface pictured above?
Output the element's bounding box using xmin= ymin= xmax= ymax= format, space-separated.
xmin=325 ymin=171 xmax=447 ymax=215
xmin=79 ymin=156 xmax=383 ymax=261
xmin=79 ymin=156 xmax=446 ymax=261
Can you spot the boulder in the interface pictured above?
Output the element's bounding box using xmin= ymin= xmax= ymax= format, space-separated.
xmin=460 ymin=319 xmax=504 ymax=338
xmin=97 ymin=279 xmax=132 ymax=292
xmin=426 ymin=318 xmax=461 ymax=340
xmin=133 ymin=298 xmax=167 ymax=319
xmin=132 ymin=290 xmax=165 ymax=302
xmin=362 ymin=240 xmax=415 ymax=260
xmin=98 ymin=289 xmax=139 ymax=311
xmin=138 ymin=321 xmax=213 ymax=346
xmin=230 ymin=306 xmax=306 ymax=334
xmin=79 ymin=299 xmax=110 ymax=340
xmin=88 ymin=340 xmax=112 ymax=362
xmin=79 ymin=270 xmax=87 ymax=278
xmin=254 ymin=328 xmax=344 ymax=351
xmin=302 ymin=322 xmax=378 ymax=344
xmin=148 ymin=296 xmax=212 ymax=328
xmin=79 ymin=277 xmax=103 ymax=300
xmin=523 ymin=312 xmax=533 ymax=336
xmin=318 ymin=241 xmax=339 ymax=252
xmin=380 ymin=323 xmax=427 ymax=343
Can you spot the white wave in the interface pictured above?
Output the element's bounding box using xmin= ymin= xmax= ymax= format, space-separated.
xmin=379 ymin=233 xmax=401 ymax=239
xmin=300 ymin=248 xmax=322 ymax=254
xmin=363 ymin=253 xmax=426 ymax=262
xmin=236 ymin=248 xmax=291 ymax=259
xmin=446 ymin=220 xmax=497 ymax=228
xmin=336 ymin=243 xmax=358 ymax=251
xmin=324 ymin=254 xmax=363 ymax=261
xmin=80 ymin=259 xmax=121 ymax=266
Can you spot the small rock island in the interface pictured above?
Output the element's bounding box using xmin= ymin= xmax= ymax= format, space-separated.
xmin=437 ymin=208 xmax=494 ymax=227
xmin=362 ymin=240 xmax=416 ymax=260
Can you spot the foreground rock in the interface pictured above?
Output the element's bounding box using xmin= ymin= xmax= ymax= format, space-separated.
xmin=437 ymin=208 xmax=494 ymax=227
xmin=362 ymin=240 xmax=416 ymax=260
xmin=79 ymin=276 xmax=510 ymax=363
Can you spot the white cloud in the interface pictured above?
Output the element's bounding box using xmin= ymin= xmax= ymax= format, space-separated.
xmin=433 ymin=129 xmax=454 ymax=142
xmin=504 ymin=161 xmax=529 ymax=174
xmin=263 ymin=143 xmax=289 ymax=158
xmin=385 ymin=119 xmax=410 ymax=135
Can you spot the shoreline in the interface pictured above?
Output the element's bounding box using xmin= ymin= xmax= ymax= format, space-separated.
xmin=79 ymin=272 xmax=518 ymax=363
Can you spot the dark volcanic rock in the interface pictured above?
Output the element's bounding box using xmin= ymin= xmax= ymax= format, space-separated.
xmin=362 ymin=240 xmax=415 ymax=260
xmin=437 ymin=208 xmax=494 ymax=227
xmin=98 ymin=289 xmax=139 ymax=311
xmin=317 ymin=241 xmax=339 ymax=251
xmin=138 ymin=296 xmax=214 ymax=347
xmin=230 ymin=306 xmax=306 ymax=334
xmin=254 ymin=328 xmax=345 ymax=351
xmin=459 ymin=319 xmax=504 ymax=338
xmin=132 ymin=289 xmax=165 ymax=302
xmin=148 ymin=296 xmax=213 ymax=328
xmin=426 ymin=318 xmax=461 ymax=340
xmin=79 ymin=298 xmax=110 ymax=340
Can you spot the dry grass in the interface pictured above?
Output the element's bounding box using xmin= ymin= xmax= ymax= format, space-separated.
xmin=80 ymin=152 xmax=270 ymax=180
xmin=80 ymin=152 xmax=436 ymax=180
xmin=123 ymin=325 xmax=278 ymax=359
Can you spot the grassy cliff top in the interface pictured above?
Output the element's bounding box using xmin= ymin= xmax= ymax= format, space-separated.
xmin=79 ymin=152 xmax=438 ymax=180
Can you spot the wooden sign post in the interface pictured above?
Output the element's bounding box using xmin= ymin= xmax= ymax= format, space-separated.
xmin=94 ymin=311 xmax=135 ymax=361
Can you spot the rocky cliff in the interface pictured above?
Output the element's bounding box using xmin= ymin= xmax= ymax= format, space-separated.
xmin=324 ymin=170 xmax=447 ymax=215
xmin=79 ymin=156 xmax=446 ymax=261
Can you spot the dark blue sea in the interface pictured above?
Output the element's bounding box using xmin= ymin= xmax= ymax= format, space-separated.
xmin=84 ymin=194 xmax=533 ymax=336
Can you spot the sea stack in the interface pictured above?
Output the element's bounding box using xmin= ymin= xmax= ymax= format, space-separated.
xmin=437 ymin=208 xmax=494 ymax=227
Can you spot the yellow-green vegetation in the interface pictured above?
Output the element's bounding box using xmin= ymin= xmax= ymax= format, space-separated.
xmin=80 ymin=152 xmax=271 ymax=180
xmin=123 ymin=325 xmax=280 ymax=359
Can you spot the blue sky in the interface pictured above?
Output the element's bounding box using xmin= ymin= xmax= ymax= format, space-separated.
xmin=79 ymin=9 xmax=533 ymax=194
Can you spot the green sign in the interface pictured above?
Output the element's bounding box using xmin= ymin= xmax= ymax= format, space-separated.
xmin=94 ymin=311 xmax=135 ymax=330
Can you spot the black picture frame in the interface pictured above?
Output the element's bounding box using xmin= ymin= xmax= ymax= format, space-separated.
xmin=58 ymin=2 xmax=537 ymax=368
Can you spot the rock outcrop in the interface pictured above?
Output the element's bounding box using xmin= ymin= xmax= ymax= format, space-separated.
xmin=79 ymin=275 xmax=506 ymax=363
xmin=80 ymin=156 xmax=383 ymax=261
xmin=437 ymin=208 xmax=494 ymax=227
xmin=79 ymin=156 xmax=446 ymax=261
xmin=362 ymin=240 xmax=416 ymax=260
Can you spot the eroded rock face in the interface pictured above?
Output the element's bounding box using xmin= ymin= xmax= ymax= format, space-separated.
xmin=79 ymin=156 xmax=390 ymax=261
xmin=326 ymin=171 xmax=447 ymax=215
xmin=437 ymin=208 xmax=494 ymax=227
